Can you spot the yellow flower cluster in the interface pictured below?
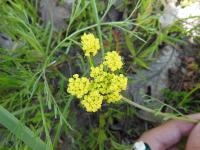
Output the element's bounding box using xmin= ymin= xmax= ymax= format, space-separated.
xmin=81 ymin=91 xmax=103 ymax=112
xmin=91 ymin=66 xmax=127 ymax=103
xmin=67 ymin=65 xmax=127 ymax=112
xmin=67 ymin=33 xmax=128 ymax=112
xmin=105 ymin=92 xmax=121 ymax=103
xmin=67 ymin=74 xmax=90 ymax=98
xmin=103 ymin=51 xmax=123 ymax=72
xmin=81 ymin=33 xmax=100 ymax=56
xmin=90 ymin=64 xmax=104 ymax=78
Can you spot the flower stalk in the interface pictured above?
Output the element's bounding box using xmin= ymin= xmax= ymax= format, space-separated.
xmin=122 ymin=96 xmax=199 ymax=124
xmin=88 ymin=56 xmax=94 ymax=67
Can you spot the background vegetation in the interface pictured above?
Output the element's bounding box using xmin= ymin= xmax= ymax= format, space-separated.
xmin=0 ymin=0 xmax=199 ymax=149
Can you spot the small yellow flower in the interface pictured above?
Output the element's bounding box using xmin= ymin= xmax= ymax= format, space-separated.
xmin=92 ymin=71 xmax=113 ymax=94
xmin=90 ymin=64 xmax=104 ymax=78
xmin=103 ymin=51 xmax=123 ymax=72
xmin=67 ymin=74 xmax=90 ymax=98
xmin=109 ymin=74 xmax=128 ymax=92
xmin=90 ymin=68 xmax=127 ymax=95
xmin=81 ymin=33 xmax=100 ymax=56
xmin=104 ymin=74 xmax=127 ymax=103
xmin=81 ymin=91 xmax=103 ymax=112
xmin=105 ymin=92 xmax=122 ymax=103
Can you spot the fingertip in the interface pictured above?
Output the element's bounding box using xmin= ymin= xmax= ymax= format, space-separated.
xmin=138 ymin=115 xmax=200 ymax=150
xmin=186 ymin=123 xmax=200 ymax=150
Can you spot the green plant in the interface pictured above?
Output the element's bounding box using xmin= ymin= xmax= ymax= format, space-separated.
xmin=0 ymin=0 xmax=199 ymax=149
xmin=0 ymin=105 xmax=47 ymax=150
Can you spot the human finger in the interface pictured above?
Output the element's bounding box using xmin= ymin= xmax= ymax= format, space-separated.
xmin=138 ymin=114 xmax=200 ymax=150
xmin=186 ymin=123 xmax=200 ymax=150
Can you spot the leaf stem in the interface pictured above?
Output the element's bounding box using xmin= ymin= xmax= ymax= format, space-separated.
xmin=122 ymin=96 xmax=199 ymax=124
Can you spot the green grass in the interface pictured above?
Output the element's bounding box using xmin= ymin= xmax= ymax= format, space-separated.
xmin=0 ymin=0 xmax=197 ymax=149
xmin=0 ymin=105 xmax=47 ymax=150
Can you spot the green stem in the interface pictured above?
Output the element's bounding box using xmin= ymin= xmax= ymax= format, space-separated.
xmin=91 ymin=0 xmax=104 ymax=57
xmin=88 ymin=56 xmax=94 ymax=67
xmin=122 ymin=96 xmax=199 ymax=124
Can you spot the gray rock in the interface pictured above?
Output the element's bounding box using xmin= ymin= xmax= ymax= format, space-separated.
xmin=160 ymin=0 xmax=200 ymax=36
xmin=0 ymin=33 xmax=13 ymax=49
xmin=40 ymin=0 xmax=72 ymax=31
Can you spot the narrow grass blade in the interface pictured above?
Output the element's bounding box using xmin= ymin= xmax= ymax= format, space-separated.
xmin=0 ymin=105 xmax=47 ymax=150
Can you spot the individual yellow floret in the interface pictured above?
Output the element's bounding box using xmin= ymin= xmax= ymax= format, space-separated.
xmin=67 ymin=74 xmax=90 ymax=98
xmin=105 ymin=92 xmax=122 ymax=103
xmin=103 ymin=51 xmax=123 ymax=72
xmin=81 ymin=91 xmax=103 ymax=112
xmin=81 ymin=33 xmax=100 ymax=56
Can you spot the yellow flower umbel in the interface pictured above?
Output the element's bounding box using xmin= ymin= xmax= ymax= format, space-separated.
xmin=81 ymin=91 xmax=103 ymax=112
xmin=67 ymin=74 xmax=90 ymax=98
xmin=105 ymin=74 xmax=128 ymax=103
xmin=67 ymin=33 xmax=128 ymax=112
xmin=109 ymin=74 xmax=127 ymax=92
xmin=90 ymin=65 xmax=127 ymax=103
xmin=103 ymin=51 xmax=123 ymax=72
xmin=81 ymin=33 xmax=100 ymax=56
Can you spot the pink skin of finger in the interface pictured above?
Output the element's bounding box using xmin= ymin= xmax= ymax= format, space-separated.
xmin=185 ymin=123 xmax=200 ymax=150
xmin=137 ymin=114 xmax=200 ymax=150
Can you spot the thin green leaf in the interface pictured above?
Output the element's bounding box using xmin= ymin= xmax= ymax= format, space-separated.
xmin=0 ymin=105 xmax=47 ymax=150
xmin=134 ymin=57 xmax=149 ymax=69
